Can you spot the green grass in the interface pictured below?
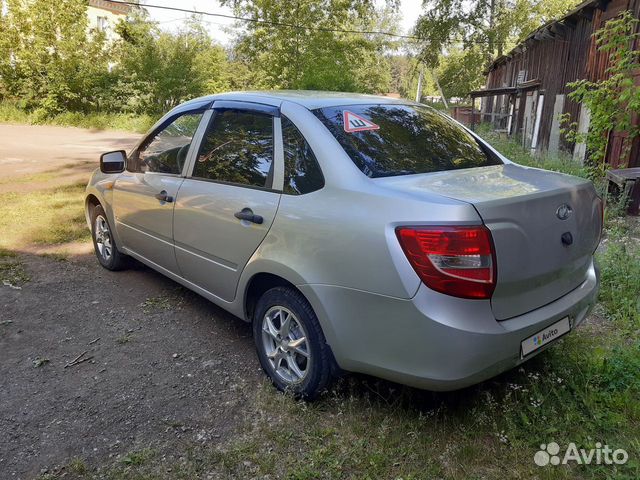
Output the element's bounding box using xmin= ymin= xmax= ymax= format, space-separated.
xmin=475 ymin=124 xmax=590 ymax=178
xmin=120 ymin=449 xmax=156 ymax=467
xmin=67 ymin=458 xmax=88 ymax=475
xmin=0 ymin=101 xmax=31 ymax=123
xmin=0 ymin=101 xmax=157 ymax=133
xmin=0 ymin=171 xmax=58 ymax=187
xmin=598 ymin=242 xmax=640 ymax=331
xmin=0 ymin=182 xmax=90 ymax=251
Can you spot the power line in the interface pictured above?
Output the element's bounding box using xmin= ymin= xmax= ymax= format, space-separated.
xmin=103 ymin=0 xmax=422 ymax=40
xmin=105 ymin=0 xmax=511 ymax=47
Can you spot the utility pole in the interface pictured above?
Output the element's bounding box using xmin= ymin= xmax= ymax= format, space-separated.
xmin=415 ymin=67 xmax=423 ymax=103
xmin=432 ymin=69 xmax=449 ymax=109
xmin=489 ymin=0 xmax=495 ymax=53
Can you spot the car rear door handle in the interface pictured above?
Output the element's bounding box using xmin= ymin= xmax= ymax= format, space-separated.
xmin=234 ymin=208 xmax=263 ymax=224
xmin=155 ymin=190 xmax=174 ymax=203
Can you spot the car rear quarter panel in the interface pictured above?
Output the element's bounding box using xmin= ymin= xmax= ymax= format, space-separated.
xmin=250 ymin=186 xmax=484 ymax=298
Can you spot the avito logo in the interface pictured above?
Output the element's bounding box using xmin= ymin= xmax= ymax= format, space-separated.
xmin=534 ymin=442 xmax=629 ymax=467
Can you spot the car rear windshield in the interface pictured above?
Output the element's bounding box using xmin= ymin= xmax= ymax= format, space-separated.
xmin=313 ymin=104 xmax=501 ymax=178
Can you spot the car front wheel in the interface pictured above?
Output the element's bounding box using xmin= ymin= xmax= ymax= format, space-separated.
xmin=253 ymin=286 xmax=334 ymax=399
xmin=91 ymin=204 xmax=128 ymax=271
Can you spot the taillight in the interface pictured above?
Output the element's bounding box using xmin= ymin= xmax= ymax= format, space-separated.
xmin=396 ymin=225 xmax=496 ymax=299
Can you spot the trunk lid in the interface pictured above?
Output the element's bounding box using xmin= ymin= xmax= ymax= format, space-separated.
xmin=377 ymin=164 xmax=602 ymax=320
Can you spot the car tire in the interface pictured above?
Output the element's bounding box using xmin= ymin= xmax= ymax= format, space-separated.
xmin=90 ymin=204 xmax=128 ymax=271
xmin=253 ymin=286 xmax=334 ymax=400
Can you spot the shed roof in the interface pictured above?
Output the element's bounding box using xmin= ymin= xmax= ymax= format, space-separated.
xmin=88 ymin=0 xmax=135 ymax=15
xmin=487 ymin=0 xmax=606 ymax=72
xmin=469 ymin=79 xmax=541 ymax=97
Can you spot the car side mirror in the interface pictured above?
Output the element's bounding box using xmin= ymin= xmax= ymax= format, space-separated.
xmin=100 ymin=150 xmax=126 ymax=174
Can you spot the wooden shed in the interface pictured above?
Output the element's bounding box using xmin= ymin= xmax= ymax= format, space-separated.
xmin=471 ymin=0 xmax=640 ymax=168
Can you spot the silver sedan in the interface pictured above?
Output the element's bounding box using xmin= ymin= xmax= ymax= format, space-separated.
xmin=86 ymin=91 xmax=601 ymax=398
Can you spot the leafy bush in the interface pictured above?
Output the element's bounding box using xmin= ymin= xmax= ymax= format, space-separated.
xmin=0 ymin=102 xmax=156 ymax=133
xmin=0 ymin=101 xmax=33 ymax=123
xmin=49 ymin=112 xmax=157 ymax=133
xmin=0 ymin=3 xmax=233 ymax=120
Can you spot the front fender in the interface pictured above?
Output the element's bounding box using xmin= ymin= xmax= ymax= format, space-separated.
xmin=85 ymin=169 xmax=122 ymax=247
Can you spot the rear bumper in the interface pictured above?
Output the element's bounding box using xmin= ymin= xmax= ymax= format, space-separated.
xmin=299 ymin=260 xmax=599 ymax=391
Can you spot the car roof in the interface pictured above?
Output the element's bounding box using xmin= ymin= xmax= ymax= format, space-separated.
xmin=183 ymin=90 xmax=413 ymax=110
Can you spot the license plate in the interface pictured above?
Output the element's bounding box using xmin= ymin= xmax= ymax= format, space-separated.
xmin=521 ymin=317 xmax=571 ymax=357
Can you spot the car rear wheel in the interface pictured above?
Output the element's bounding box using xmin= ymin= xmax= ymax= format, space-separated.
xmin=253 ymin=286 xmax=334 ymax=399
xmin=91 ymin=205 xmax=128 ymax=271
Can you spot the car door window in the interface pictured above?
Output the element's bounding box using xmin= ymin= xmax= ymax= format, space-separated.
xmin=193 ymin=109 xmax=274 ymax=188
xmin=282 ymin=116 xmax=324 ymax=195
xmin=128 ymin=111 xmax=204 ymax=174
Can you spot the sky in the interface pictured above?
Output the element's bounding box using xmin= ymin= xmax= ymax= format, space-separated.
xmin=141 ymin=0 xmax=424 ymax=45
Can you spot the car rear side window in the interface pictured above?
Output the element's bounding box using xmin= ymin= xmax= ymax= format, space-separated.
xmin=282 ymin=116 xmax=324 ymax=195
xmin=313 ymin=104 xmax=501 ymax=178
xmin=193 ymin=109 xmax=274 ymax=188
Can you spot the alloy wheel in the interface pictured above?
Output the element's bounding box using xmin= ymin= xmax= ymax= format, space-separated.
xmin=261 ymin=306 xmax=310 ymax=384
xmin=94 ymin=214 xmax=113 ymax=262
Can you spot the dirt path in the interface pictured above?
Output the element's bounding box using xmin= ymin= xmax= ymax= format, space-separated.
xmin=0 ymin=254 xmax=261 ymax=478
xmin=0 ymin=124 xmax=140 ymax=193
xmin=0 ymin=124 xmax=261 ymax=478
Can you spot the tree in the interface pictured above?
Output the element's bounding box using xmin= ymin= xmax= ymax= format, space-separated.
xmin=220 ymin=0 xmax=400 ymax=93
xmin=435 ymin=47 xmax=486 ymax=99
xmin=0 ymin=0 xmax=110 ymax=116
xmin=112 ymin=13 xmax=231 ymax=114
xmin=412 ymin=0 xmax=582 ymax=100
xmin=388 ymin=55 xmax=438 ymax=100
xmin=414 ymin=0 xmax=581 ymax=66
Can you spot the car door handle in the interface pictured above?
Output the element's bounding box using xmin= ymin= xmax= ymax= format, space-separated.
xmin=155 ymin=190 xmax=174 ymax=203
xmin=234 ymin=208 xmax=263 ymax=224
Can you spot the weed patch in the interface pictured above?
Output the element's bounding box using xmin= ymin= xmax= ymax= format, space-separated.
xmin=141 ymin=291 xmax=184 ymax=314
xmin=0 ymin=248 xmax=29 ymax=286
xmin=477 ymin=125 xmax=588 ymax=176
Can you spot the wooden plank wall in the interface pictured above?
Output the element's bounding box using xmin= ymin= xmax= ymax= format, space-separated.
xmin=484 ymin=0 xmax=640 ymax=167
xmin=629 ymin=0 xmax=640 ymax=166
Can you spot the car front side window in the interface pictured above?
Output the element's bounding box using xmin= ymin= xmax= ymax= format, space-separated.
xmin=128 ymin=111 xmax=204 ymax=174
xmin=192 ymin=109 xmax=274 ymax=188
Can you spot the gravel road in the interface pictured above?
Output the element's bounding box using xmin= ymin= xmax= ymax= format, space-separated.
xmin=0 ymin=254 xmax=262 ymax=478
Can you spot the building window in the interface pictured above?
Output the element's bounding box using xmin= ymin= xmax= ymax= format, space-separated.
xmin=96 ymin=16 xmax=108 ymax=32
